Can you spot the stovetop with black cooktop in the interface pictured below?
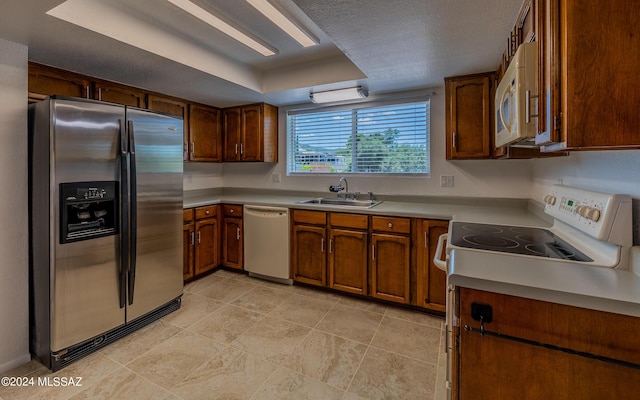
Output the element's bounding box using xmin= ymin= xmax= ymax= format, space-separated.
xmin=450 ymin=222 xmax=592 ymax=262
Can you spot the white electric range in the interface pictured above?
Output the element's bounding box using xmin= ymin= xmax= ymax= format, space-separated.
xmin=434 ymin=185 xmax=638 ymax=399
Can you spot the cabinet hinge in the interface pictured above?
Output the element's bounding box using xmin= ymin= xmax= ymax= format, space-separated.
xmin=553 ymin=114 xmax=562 ymax=132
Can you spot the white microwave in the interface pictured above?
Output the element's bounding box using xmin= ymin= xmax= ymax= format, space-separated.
xmin=495 ymin=42 xmax=538 ymax=148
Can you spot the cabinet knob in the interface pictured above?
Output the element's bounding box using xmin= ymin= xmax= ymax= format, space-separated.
xmin=230 ymin=209 xmax=234 ymax=213
xmin=388 ymin=222 xmax=393 ymax=228
xmin=205 ymin=210 xmax=210 ymax=215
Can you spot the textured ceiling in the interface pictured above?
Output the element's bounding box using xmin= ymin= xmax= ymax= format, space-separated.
xmin=0 ymin=0 xmax=523 ymax=107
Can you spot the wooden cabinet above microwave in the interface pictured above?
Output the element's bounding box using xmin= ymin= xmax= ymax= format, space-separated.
xmin=536 ymin=0 xmax=640 ymax=151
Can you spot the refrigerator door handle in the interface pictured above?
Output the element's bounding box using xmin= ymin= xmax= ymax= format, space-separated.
xmin=127 ymin=120 xmax=137 ymax=306
xmin=118 ymin=119 xmax=129 ymax=309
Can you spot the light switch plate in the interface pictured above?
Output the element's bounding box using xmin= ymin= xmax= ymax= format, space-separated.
xmin=440 ymin=175 xmax=454 ymax=187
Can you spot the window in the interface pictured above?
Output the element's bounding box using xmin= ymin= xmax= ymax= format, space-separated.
xmin=287 ymin=99 xmax=430 ymax=175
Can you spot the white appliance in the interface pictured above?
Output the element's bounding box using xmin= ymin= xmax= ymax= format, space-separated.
xmin=495 ymin=41 xmax=538 ymax=148
xmin=434 ymin=185 xmax=634 ymax=399
xmin=243 ymin=205 xmax=292 ymax=284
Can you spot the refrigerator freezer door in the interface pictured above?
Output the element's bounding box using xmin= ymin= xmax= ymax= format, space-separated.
xmin=125 ymin=108 xmax=183 ymax=322
xmin=50 ymin=99 xmax=126 ymax=351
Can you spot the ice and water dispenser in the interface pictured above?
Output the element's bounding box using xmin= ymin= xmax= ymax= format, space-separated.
xmin=60 ymin=181 xmax=118 ymax=243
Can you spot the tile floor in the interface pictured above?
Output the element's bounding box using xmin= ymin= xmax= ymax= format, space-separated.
xmin=0 ymin=269 xmax=447 ymax=400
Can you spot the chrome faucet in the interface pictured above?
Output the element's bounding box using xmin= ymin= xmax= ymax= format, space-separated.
xmin=339 ymin=177 xmax=349 ymax=198
xmin=329 ymin=176 xmax=349 ymax=198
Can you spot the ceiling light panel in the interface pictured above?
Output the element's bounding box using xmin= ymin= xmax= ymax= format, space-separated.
xmin=310 ymin=87 xmax=368 ymax=103
xmin=246 ymin=0 xmax=318 ymax=48
xmin=167 ymin=0 xmax=278 ymax=56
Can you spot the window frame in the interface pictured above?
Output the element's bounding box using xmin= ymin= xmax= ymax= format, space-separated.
xmin=285 ymin=94 xmax=431 ymax=177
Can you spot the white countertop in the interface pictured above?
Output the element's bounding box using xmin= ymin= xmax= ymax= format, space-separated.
xmin=448 ymin=249 xmax=640 ymax=317
xmin=184 ymin=189 xmax=549 ymax=226
xmin=184 ymin=189 xmax=640 ymax=317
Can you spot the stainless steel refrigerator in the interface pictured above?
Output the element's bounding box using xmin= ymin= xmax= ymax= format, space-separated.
xmin=29 ymin=96 xmax=183 ymax=371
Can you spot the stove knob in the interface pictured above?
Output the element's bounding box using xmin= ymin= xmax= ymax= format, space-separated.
xmin=578 ymin=206 xmax=590 ymax=217
xmin=543 ymin=195 xmax=556 ymax=205
xmin=586 ymin=208 xmax=601 ymax=222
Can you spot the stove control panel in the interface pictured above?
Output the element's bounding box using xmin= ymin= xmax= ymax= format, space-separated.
xmin=543 ymin=185 xmax=631 ymax=246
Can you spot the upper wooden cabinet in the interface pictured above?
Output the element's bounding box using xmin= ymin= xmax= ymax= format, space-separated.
xmin=28 ymin=63 xmax=91 ymax=103
xmin=188 ymin=104 xmax=223 ymax=162
xmin=223 ymin=103 xmax=278 ymax=162
xmin=537 ymin=0 xmax=640 ymax=151
xmin=93 ymin=80 xmax=146 ymax=108
xmin=147 ymin=95 xmax=190 ymax=160
xmin=445 ymin=72 xmax=495 ymax=160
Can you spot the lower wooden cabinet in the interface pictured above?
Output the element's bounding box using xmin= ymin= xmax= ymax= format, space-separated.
xmin=194 ymin=206 xmax=219 ymax=275
xmin=328 ymin=213 xmax=369 ymax=295
xmin=370 ymin=216 xmax=411 ymax=304
xmin=455 ymin=288 xmax=640 ymax=399
xmin=416 ymin=219 xmax=449 ymax=311
xmin=222 ymin=204 xmax=243 ymax=270
xmin=290 ymin=209 xmax=446 ymax=310
xmin=183 ymin=209 xmax=195 ymax=280
xmin=183 ymin=205 xmax=219 ymax=280
xmin=291 ymin=212 xmax=327 ymax=286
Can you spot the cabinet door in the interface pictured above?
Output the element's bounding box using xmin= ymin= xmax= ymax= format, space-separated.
xmin=28 ymin=63 xmax=91 ymax=102
xmin=147 ymin=95 xmax=189 ymax=160
xmin=292 ymin=224 xmax=326 ymax=286
xmin=328 ymin=228 xmax=368 ymax=295
xmin=561 ymin=1 xmax=640 ymax=149
xmin=183 ymin=223 xmax=195 ymax=280
xmin=189 ymin=104 xmax=222 ymax=162
xmin=241 ymin=104 xmax=263 ymax=161
xmin=222 ymin=217 xmax=243 ymax=270
xmin=370 ymin=233 xmax=410 ymax=304
xmin=195 ymin=217 xmax=219 ymax=275
xmin=457 ymin=288 xmax=640 ymax=399
xmin=223 ymin=107 xmax=242 ymax=161
xmin=415 ymin=220 xmax=449 ymax=311
xmin=94 ymin=81 xmax=146 ymax=107
xmin=445 ymin=73 xmax=494 ymax=159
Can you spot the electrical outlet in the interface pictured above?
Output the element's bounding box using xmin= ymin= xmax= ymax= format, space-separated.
xmin=440 ymin=175 xmax=454 ymax=187
xmin=272 ymin=173 xmax=281 ymax=183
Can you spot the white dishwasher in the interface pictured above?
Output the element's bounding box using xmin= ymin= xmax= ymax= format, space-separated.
xmin=243 ymin=205 xmax=292 ymax=285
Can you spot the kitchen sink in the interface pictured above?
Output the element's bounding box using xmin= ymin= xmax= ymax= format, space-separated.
xmin=296 ymin=197 xmax=382 ymax=208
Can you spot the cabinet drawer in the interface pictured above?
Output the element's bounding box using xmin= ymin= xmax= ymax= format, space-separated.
xmin=183 ymin=208 xmax=194 ymax=224
xmin=195 ymin=205 xmax=218 ymax=220
xmin=459 ymin=288 xmax=640 ymax=365
xmin=371 ymin=216 xmax=410 ymax=234
xmin=292 ymin=209 xmax=326 ymax=225
xmin=329 ymin=213 xmax=368 ymax=230
xmin=223 ymin=204 xmax=243 ymax=217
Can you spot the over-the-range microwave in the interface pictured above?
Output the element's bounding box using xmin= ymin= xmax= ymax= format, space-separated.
xmin=495 ymin=42 xmax=538 ymax=148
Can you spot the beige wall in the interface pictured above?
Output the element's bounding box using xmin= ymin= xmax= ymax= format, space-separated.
xmin=0 ymin=39 xmax=30 ymax=373
xmin=217 ymin=89 xmax=536 ymax=198
xmin=531 ymin=151 xmax=640 ymax=244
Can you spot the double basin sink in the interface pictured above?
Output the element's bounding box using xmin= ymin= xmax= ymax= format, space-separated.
xmin=296 ymin=197 xmax=382 ymax=209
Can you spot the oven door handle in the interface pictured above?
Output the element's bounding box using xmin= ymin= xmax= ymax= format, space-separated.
xmin=434 ymin=233 xmax=448 ymax=272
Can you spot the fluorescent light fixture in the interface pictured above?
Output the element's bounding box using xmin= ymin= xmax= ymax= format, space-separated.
xmin=310 ymin=87 xmax=368 ymax=103
xmin=167 ymin=0 xmax=277 ymax=56
xmin=246 ymin=0 xmax=318 ymax=47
